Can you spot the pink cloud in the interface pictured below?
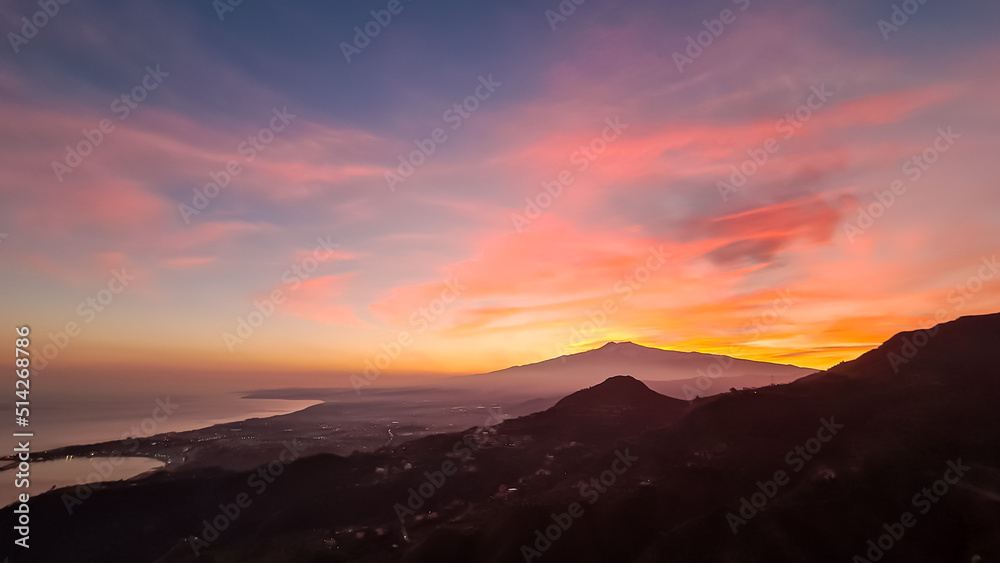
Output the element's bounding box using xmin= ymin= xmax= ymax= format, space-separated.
xmin=277 ymin=273 xmax=362 ymax=327
xmin=162 ymin=256 xmax=217 ymax=269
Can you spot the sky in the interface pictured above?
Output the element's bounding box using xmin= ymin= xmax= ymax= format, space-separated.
xmin=1 ymin=0 xmax=999 ymax=392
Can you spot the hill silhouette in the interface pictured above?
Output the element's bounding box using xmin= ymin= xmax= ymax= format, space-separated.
xmin=819 ymin=312 xmax=1000 ymax=384
xmin=552 ymin=375 xmax=682 ymax=411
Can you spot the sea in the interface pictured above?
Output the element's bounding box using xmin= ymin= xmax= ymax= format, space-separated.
xmin=1 ymin=392 xmax=321 ymax=508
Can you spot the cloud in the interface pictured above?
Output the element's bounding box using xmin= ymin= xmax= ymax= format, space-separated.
xmin=277 ymin=274 xmax=361 ymax=327
xmin=3 ymin=0 xmax=1000 ymax=377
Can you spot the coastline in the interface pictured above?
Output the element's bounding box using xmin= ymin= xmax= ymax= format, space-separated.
xmin=0 ymin=395 xmax=325 ymax=508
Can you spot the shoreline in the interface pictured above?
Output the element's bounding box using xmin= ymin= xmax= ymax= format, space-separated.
xmin=0 ymin=396 xmax=326 ymax=470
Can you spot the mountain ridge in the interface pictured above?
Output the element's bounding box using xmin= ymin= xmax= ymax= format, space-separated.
xmin=798 ymin=312 xmax=1000 ymax=386
xmin=450 ymin=340 xmax=816 ymax=395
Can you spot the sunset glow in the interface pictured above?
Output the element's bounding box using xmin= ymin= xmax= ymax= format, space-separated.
xmin=2 ymin=0 xmax=999 ymax=389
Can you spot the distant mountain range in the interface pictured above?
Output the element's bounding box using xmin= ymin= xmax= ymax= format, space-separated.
xmin=450 ymin=340 xmax=815 ymax=397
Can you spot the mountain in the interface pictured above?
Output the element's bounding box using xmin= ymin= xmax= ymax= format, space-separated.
xmin=813 ymin=312 xmax=1000 ymax=384
xmin=500 ymin=375 xmax=690 ymax=444
xmin=550 ymin=374 xmax=683 ymax=413
xmin=450 ymin=341 xmax=816 ymax=396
